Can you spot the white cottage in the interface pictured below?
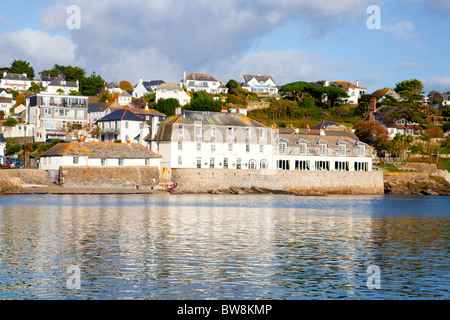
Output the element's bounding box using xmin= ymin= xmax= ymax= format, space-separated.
xmin=155 ymin=83 xmax=191 ymax=106
xmin=0 ymin=72 xmax=32 ymax=91
xmin=133 ymin=78 xmax=165 ymax=98
xmin=182 ymin=73 xmax=228 ymax=94
xmin=242 ymin=75 xmax=279 ymax=95
xmin=97 ymin=108 xmax=147 ymax=144
xmin=38 ymin=142 xmax=161 ymax=170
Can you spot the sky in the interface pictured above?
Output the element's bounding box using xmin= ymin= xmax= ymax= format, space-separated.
xmin=0 ymin=0 xmax=449 ymax=94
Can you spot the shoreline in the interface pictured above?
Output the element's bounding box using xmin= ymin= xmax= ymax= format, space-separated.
xmin=2 ymin=184 xmax=447 ymax=196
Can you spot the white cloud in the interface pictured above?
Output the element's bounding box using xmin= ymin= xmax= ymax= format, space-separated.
xmin=424 ymin=77 xmax=450 ymax=93
xmin=0 ymin=28 xmax=77 ymax=72
xmin=207 ymin=50 xmax=331 ymax=86
xmin=35 ymin=0 xmax=373 ymax=83
xmin=382 ymin=21 xmax=415 ymax=40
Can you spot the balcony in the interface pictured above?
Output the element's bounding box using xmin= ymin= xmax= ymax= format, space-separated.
xmin=101 ymin=128 xmax=120 ymax=135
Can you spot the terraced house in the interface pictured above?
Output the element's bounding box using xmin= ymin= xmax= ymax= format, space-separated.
xmin=274 ymin=131 xmax=373 ymax=172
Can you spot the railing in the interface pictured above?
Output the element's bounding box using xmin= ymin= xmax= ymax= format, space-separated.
xmin=101 ymin=128 xmax=120 ymax=134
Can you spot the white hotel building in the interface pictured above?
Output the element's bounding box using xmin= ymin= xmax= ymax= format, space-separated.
xmin=153 ymin=110 xmax=273 ymax=171
xmin=153 ymin=110 xmax=374 ymax=173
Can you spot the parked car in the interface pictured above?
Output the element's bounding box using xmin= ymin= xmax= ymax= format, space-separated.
xmin=6 ymin=159 xmax=25 ymax=169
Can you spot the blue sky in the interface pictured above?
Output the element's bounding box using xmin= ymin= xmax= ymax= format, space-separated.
xmin=0 ymin=0 xmax=449 ymax=94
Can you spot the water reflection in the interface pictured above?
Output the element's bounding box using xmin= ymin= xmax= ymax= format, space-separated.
xmin=0 ymin=194 xmax=448 ymax=300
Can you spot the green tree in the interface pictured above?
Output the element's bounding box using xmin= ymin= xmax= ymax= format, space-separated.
xmin=40 ymin=64 xmax=85 ymax=82
xmin=9 ymin=60 xmax=35 ymax=79
xmin=3 ymin=117 xmax=18 ymax=127
xmin=5 ymin=138 xmax=22 ymax=156
xmin=443 ymin=122 xmax=450 ymax=133
xmin=394 ymin=79 xmax=424 ymax=101
xmin=279 ymin=81 xmax=313 ymax=101
xmin=316 ymin=86 xmax=349 ymax=109
xmin=80 ymin=72 xmax=105 ymax=96
xmin=429 ymin=91 xmax=443 ymax=106
xmin=155 ymin=98 xmax=181 ymax=117
xmin=226 ymin=79 xmax=240 ymax=95
xmin=184 ymin=91 xmax=224 ymax=112
xmin=29 ymin=82 xmax=44 ymax=94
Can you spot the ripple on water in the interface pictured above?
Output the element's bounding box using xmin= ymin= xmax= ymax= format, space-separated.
xmin=0 ymin=194 xmax=448 ymax=300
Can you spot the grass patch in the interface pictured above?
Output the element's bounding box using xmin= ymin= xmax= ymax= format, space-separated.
xmin=442 ymin=159 xmax=450 ymax=172
xmin=376 ymin=164 xmax=401 ymax=172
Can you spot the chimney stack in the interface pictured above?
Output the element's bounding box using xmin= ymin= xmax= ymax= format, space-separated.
xmin=221 ymin=106 xmax=228 ymax=113
xmin=3 ymin=71 xmax=7 ymax=78
xmin=175 ymin=107 xmax=182 ymax=116
xmin=370 ymin=97 xmax=377 ymax=112
xmin=369 ymin=97 xmax=377 ymax=121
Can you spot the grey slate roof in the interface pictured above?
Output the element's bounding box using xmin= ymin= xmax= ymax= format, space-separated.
xmin=155 ymin=83 xmax=183 ymax=91
xmin=47 ymin=78 xmax=78 ymax=88
xmin=154 ymin=111 xmax=268 ymax=142
xmin=39 ymin=142 xmax=161 ymax=159
xmin=97 ymin=109 xmax=145 ymax=122
xmin=3 ymin=73 xmax=31 ymax=81
xmin=185 ymin=73 xmax=218 ymax=82
xmin=88 ymin=102 xmax=109 ymax=113
xmin=106 ymin=82 xmax=120 ymax=88
xmin=243 ymin=75 xmax=275 ymax=84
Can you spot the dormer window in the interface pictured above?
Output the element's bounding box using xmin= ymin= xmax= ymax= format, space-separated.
xmin=319 ymin=144 xmax=327 ymax=155
xmin=338 ymin=144 xmax=347 ymax=156
xmin=299 ymin=143 xmax=307 ymax=155
xmin=358 ymin=145 xmax=366 ymax=157
xmin=279 ymin=143 xmax=287 ymax=155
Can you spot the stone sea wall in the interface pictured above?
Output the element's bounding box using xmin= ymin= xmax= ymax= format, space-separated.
xmin=171 ymin=169 xmax=385 ymax=195
xmin=59 ymin=167 xmax=160 ymax=189
xmin=0 ymin=170 xmax=47 ymax=193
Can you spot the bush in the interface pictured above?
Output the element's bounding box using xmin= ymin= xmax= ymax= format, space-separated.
xmin=3 ymin=117 xmax=18 ymax=127
xmin=443 ymin=122 xmax=450 ymax=133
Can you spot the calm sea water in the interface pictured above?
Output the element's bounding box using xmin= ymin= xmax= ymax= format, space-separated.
xmin=0 ymin=194 xmax=448 ymax=300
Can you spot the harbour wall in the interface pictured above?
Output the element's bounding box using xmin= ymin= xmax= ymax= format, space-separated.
xmin=171 ymin=169 xmax=385 ymax=195
xmin=59 ymin=167 xmax=160 ymax=189
xmin=0 ymin=169 xmax=47 ymax=193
